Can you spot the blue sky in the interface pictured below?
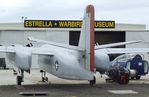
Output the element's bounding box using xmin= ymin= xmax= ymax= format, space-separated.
xmin=0 ymin=0 xmax=149 ymax=29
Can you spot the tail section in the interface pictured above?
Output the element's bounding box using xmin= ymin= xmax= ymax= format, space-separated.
xmin=79 ymin=5 xmax=95 ymax=72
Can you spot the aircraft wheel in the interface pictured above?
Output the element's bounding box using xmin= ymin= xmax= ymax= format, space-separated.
xmin=17 ymin=76 xmax=22 ymax=85
xmin=42 ymin=77 xmax=45 ymax=82
xmin=45 ymin=77 xmax=48 ymax=82
xmin=136 ymin=76 xmax=141 ymax=80
xmin=89 ymin=76 xmax=96 ymax=86
xmin=131 ymin=77 xmax=135 ymax=80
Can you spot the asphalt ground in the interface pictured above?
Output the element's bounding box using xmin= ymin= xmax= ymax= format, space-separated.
xmin=0 ymin=70 xmax=149 ymax=97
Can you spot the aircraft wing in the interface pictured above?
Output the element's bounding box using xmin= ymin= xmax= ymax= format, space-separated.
xmin=0 ymin=46 xmax=15 ymax=53
xmin=0 ymin=46 xmax=55 ymax=74
xmin=31 ymin=48 xmax=54 ymax=55
xmin=0 ymin=46 xmax=54 ymax=56
xmin=95 ymin=40 xmax=141 ymax=50
xmin=98 ymin=48 xmax=149 ymax=54
xmin=28 ymin=37 xmax=84 ymax=52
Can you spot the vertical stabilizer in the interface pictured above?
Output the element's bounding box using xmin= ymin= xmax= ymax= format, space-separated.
xmin=79 ymin=5 xmax=95 ymax=72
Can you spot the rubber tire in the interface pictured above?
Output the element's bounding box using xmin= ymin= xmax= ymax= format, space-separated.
xmin=131 ymin=77 xmax=135 ymax=80
xmin=89 ymin=76 xmax=96 ymax=86
xmin=3 ymin=66 xmax=6 ymax=69
xmin=42 ymin=77 xmax=45 ymax=82
xmin=17 ymin=76 xmax=22 ymax=85
xmin=45 ymin=77 xmax=48 ymax=82
xmin=136 ymin=76 xmax=141 ymax=80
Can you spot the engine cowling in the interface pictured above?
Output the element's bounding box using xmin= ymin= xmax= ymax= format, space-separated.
xmin=6 ymin=47 xmax=32 ymax=71
xmin=15 ymin=48 xmax=32 ymax=71
xmin=95 ymin=52 xmax=111 ymax=73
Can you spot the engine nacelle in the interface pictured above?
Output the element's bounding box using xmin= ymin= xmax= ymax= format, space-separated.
xmin=95 ymin=52 xmax=110 ymax=73
xmin=7 ymin=47 xmax=32 ymax=71
xmin=15 ymin=48 xmax=32 ymax=71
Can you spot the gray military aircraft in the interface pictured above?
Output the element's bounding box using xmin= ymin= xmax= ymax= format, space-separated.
xmin=0 ymin=5 xmax=149 ymax=85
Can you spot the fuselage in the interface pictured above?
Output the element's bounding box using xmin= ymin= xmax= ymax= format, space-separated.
xmin=37 ymin=44 xmax=112 ymax=80
xmin=38 ymin=44 xmax=94 ymax=80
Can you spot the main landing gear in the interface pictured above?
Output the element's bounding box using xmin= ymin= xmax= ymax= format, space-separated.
xmin=40 ymin=70 xmax=48 ymax=82
xmin=89 ymin=76 xmax=96 ymax=86
xmin=16 ymin=69 xmax=24 ymax=86
xmin=131 ymin=76 xmax=141 ymax=80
